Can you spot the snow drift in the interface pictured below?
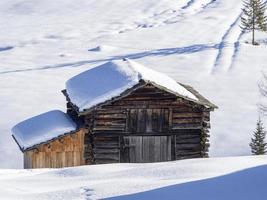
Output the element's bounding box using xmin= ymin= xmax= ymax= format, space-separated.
xmin=0 ymin=156 xmax=266 ymax=200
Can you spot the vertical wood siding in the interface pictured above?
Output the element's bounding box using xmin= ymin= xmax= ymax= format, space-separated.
xmin=24 ymin=129 xmax=85 ymax=169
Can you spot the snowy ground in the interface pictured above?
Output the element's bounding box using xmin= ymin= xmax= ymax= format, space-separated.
xmin=1 ymin=0 xmax=267 ymax=169
xmin=0 ymin=156 xmax=266 ymax=200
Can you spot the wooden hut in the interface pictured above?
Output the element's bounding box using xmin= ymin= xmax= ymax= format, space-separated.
xmin=12 ymin=59 xmax=217 ymax=168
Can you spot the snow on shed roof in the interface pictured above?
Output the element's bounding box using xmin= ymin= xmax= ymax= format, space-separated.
xmin=66 ymin=59 xmax=198 ymax=111
xmin=12 ymin=110 xmax=77 ymax=150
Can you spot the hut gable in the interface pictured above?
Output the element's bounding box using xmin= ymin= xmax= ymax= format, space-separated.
xmin=65 ymin=59 xmax=199 ymax=112
xmin=12 ymin=110 xmax=77 ymax=151
xmin=81 ymin=82 xmax=216 ymax=164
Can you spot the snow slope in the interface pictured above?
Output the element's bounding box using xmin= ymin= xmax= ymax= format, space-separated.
xmin=1 ymin=0 xmax=267 ymax=168
xmin=0 ymin=156 xmax=266 ymax=200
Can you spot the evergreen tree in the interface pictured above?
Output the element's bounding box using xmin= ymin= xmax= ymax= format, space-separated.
xmin=250 ymin=117 xmax=267 ymax=155
xmin=240 ymin=0 xmax=267 ymax=45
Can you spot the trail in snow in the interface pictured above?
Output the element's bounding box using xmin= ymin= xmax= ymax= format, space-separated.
xmin=202 ymin=0 xmax=218 ymax=10
xmin=211 ymin=13 xmax=243 ymax=74
xmin=0 ymin=44 xmax=219 ymax=75
xmin=81 ymin=187 xmax=93 ymax=200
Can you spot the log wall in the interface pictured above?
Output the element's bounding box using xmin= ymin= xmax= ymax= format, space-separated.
xmin=82 ymin=84 xmax=212 ymax=164
xmin=24 ymin=129 xmax=85 ymax=168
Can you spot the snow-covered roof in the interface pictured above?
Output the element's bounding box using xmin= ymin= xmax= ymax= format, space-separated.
xmin=12 ymin=110 xmax=77 ymax=150
xmin=66 ymin=59 xmax=198 ymax=111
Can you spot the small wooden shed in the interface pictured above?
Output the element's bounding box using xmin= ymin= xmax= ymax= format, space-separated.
xmin=12 ymin=59 xmax=217 ymax=168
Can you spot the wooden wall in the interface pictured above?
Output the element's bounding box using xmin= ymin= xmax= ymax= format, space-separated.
xmin=93 ymin=136 xmax=120 ymax=164
xmin=24 ymin=129 xmax=85 ymax=169
xmin=82 ymin=83 xmax=211 ymax=164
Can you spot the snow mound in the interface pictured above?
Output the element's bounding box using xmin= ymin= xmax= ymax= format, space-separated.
xmin=12 ymin=110 xmax=77 ymax=150
xmin=0 ymin=156 xmax=266 ymax=199
xmin=66 ymin=59 xmax=197 ymax=111
xmin=88 ymin=45 xmax=117 ymax=52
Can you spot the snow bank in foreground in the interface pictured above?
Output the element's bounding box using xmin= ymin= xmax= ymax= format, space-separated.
xmin=109 ymin=164 xmax=267 ymax=200
xmin=12 ymin=110 xmax=77 ymax=150
xmin=0 ymin=156 xmax=266 ymax=200
xmin=66 ymin=59 xmax=197 ymax=111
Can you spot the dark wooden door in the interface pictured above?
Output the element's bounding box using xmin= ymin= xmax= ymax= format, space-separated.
xmin=126 ymin=109 xmax=169 ymax=133
xmin=122 ymin=136 xmax=172 ymax=163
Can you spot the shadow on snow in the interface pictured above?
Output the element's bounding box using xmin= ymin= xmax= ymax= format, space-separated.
xmin=106 ymin=165 xmax=267 ymax=200
xmin=0 ymin=46 xmax=14 ymax=52
xmin=0 ymin=43 xmax=219 ymax=75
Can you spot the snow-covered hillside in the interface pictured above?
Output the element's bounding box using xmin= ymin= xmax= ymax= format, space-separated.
xmin=1 ymin=0 xmax=267 ymax=168
xmin=0 ymin=156 xmax=266 ymax=199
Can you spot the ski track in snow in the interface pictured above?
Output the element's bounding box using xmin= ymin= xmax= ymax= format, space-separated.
xmin=211 ymin=12 xmax=243 ymax=74
xmin=181 ymin=0 xmax=195 ymax=10
xmin=228 ymin=31 xmax=245 ymax=71
xmin=118 ymin=0 xmax=218 ymax=33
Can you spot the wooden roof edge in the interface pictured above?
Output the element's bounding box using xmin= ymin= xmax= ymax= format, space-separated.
xmin=64 ymin=79 xmax=217 ymax=116
xmin=17 ymin=128 xmax=84 ymax=153
xmin=12 ymin=135 xmax=24 ymax=152
xmin=179 ymin=83 xmax=218 ymax=110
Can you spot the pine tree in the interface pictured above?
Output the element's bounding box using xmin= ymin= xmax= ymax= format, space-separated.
xmin=250 ymin=117 xmax=267 ymax=155
xmin=240 ymin=0 xmax=267 ymax=45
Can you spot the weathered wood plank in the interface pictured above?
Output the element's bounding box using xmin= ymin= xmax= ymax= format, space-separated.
xmin=93 ymin=126 xmax=125 ymax=131
xmin=95 ymin=113 xmax=126 ymax=119
xmin=94 ymin=158 xmax=119 ymax=164
xmin=23 ymin=129 xmax=86 ymax=168
xmin=172 ymin=117 xmax=202 ymax=124
xmin=137 ymin=109 xmax=146 ymax=133
xmin=172 ymin=123 xmax=202 ymax=130
xmin=176 ymin=144 xmax=201 ymax=150
xmin=172 ymin=112 xmax=202 ymax=118
xmin=176 ymin=153 xmax=202 ymax=159
xmin=94 ymin=153 xmax=120 ymax=160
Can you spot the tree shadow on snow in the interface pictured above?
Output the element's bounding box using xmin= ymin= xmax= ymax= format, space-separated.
xmin=0 ymin=43 xmax=219 ymax=75
xmin=112 ymin=43 xmax=219 ymax=60
xmin=106 ymin=165 xmax=267 ymax=200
